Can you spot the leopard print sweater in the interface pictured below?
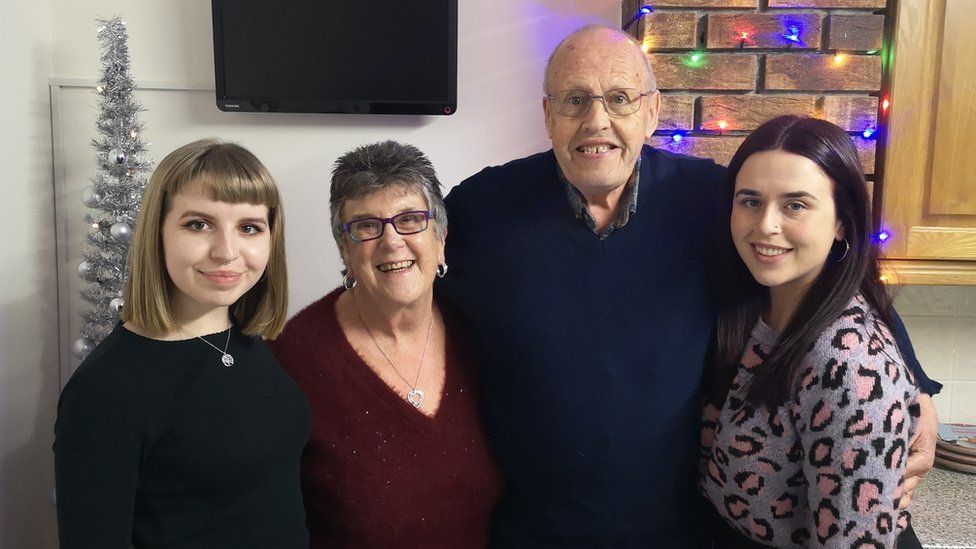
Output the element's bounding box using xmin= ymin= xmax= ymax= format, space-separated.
xmin=701 ymin=295 xmax=920 ymax=548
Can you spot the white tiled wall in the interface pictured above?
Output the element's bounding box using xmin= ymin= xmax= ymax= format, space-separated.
xmin=894 ymin=286 xmax=976 ymax=424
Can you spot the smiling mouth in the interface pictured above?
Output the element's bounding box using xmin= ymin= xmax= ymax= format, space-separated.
xmin=201 ymin=271 xmax=243 ymax=285
xmin=377 ymin=260 xmax=415 ymax=273
xmin=753 ymin=245 xmax=792 ymax=257
xmin=576 ymin=144 xmax=617 ymax=154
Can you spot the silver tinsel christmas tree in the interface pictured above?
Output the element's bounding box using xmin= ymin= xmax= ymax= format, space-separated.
xmin=73 ymin=17 xmax=153 ymax=359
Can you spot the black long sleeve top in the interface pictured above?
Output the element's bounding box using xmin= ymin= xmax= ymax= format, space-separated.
xmin=54 ymin=323 xmax=310 ymax=549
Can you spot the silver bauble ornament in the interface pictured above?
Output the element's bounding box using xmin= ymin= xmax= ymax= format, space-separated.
xmin=109 ymin=297 xmax=125 ymax=313
xmin=77 ymin=261 xmax=92 ymax=276
xmin=110 ymin=222 xmax=132 ymax=241
xmin=109 ymin=148 xmax=127 ymax=164
xmin=81 ymin=186 xmax=103 ymax=208
xmin=72 ymin=338 xmax=94 ymax=359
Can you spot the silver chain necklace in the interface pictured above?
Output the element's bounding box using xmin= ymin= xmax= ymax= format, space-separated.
xmin=354 ymin=294 xmax=434 ymax=409
xmin=187 ymin=328 xmax=234 ymax=367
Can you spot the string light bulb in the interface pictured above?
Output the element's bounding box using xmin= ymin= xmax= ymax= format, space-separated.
xmin=717 ymin=120 xmax=728 ymax=131
xmin=881 ymin=98 xmax=890 ymax=112
xmin=783 ymin=25 xmax=801 ymax=44
xmin=738 ymin=31 xmax=750 ymax=49
xmin=623 ymin=3 xmax=654 ymax=32
xmin=833 ymin=53 xmax=846 ymax=65
xmin=683 ymin=52 xmax=705 ymax=68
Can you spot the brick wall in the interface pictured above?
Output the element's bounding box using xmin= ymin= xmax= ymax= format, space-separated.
xmin=624 ymin=0 xmax=888 ymax=179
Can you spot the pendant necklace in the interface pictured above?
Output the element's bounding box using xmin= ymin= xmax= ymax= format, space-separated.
xmin=187 ymin=327 xmax=235 ymax=367
xmin=354 ymin=295 xmax=434 ymax=409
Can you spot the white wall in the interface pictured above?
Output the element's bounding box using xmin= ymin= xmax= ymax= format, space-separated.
xmin=894 ymin=286 xmax=976 ymax=424
xmin=0 ymin=0 xmax=60 ymax=547
xmin=5 ymin=1 xmax=620 ymax=546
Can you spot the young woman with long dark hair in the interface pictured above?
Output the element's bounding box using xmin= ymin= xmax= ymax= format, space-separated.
xmin=701 ymin=116 xmax=922 ymax=548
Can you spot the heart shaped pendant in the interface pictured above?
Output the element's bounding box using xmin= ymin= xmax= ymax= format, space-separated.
xmin=406 ymin=388 xmax=425 ymax=409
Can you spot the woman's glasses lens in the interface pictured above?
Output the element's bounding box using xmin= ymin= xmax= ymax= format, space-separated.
xmin=346 ymin=211 xmax=431 ymax=242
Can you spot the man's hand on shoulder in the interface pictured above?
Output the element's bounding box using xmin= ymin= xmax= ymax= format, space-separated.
xmin=900 ymin=393 xmax=937 ymax=509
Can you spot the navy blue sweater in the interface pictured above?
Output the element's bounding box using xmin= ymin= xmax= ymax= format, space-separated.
xmin=441 ymin=147 xmax=725 ymax=547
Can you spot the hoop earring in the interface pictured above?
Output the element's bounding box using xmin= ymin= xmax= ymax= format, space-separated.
xmin=341 ymin=273 xmax=357 ymax=290
xmin=436 ymin=263 xmax=449 ymax=279
xmin=832 ymin=238 xmax=850 ymax=263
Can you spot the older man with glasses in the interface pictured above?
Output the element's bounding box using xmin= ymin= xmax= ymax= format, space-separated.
xmin=439 ymin=24 xmax=939 ymax=549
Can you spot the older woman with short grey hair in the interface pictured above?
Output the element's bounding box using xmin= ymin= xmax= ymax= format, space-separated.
xmin=270 ymin=140 xmax=502 ymax=549
xmin=329 ymin=140 xmax=448 ymax=244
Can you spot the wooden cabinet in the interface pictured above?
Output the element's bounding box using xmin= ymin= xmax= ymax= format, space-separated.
xmin=881 ymin=0 xmax=976 ymax=284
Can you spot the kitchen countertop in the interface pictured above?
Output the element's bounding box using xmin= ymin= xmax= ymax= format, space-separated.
xmin=910 ymin=466 xmax=976 ymax=548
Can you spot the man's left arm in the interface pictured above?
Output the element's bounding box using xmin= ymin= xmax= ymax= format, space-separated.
xmin=891 ymin=310 xmax=942 ymax=395
xmin=890 ymin=308 xmax=941 ymax=509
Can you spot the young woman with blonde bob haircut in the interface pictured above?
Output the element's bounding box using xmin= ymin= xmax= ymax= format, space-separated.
xmin=55 ymin=139 xmax=310 ymax=549
xmin=122 ymin=140 xmax=289 ymax=338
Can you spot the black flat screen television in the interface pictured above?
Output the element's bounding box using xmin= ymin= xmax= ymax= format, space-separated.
xmin=212 ymin=1 xmax=457 ymax=115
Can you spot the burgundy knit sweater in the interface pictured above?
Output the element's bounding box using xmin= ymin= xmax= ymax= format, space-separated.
xmin=269 ymin=288 xmax=503 ymax=549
